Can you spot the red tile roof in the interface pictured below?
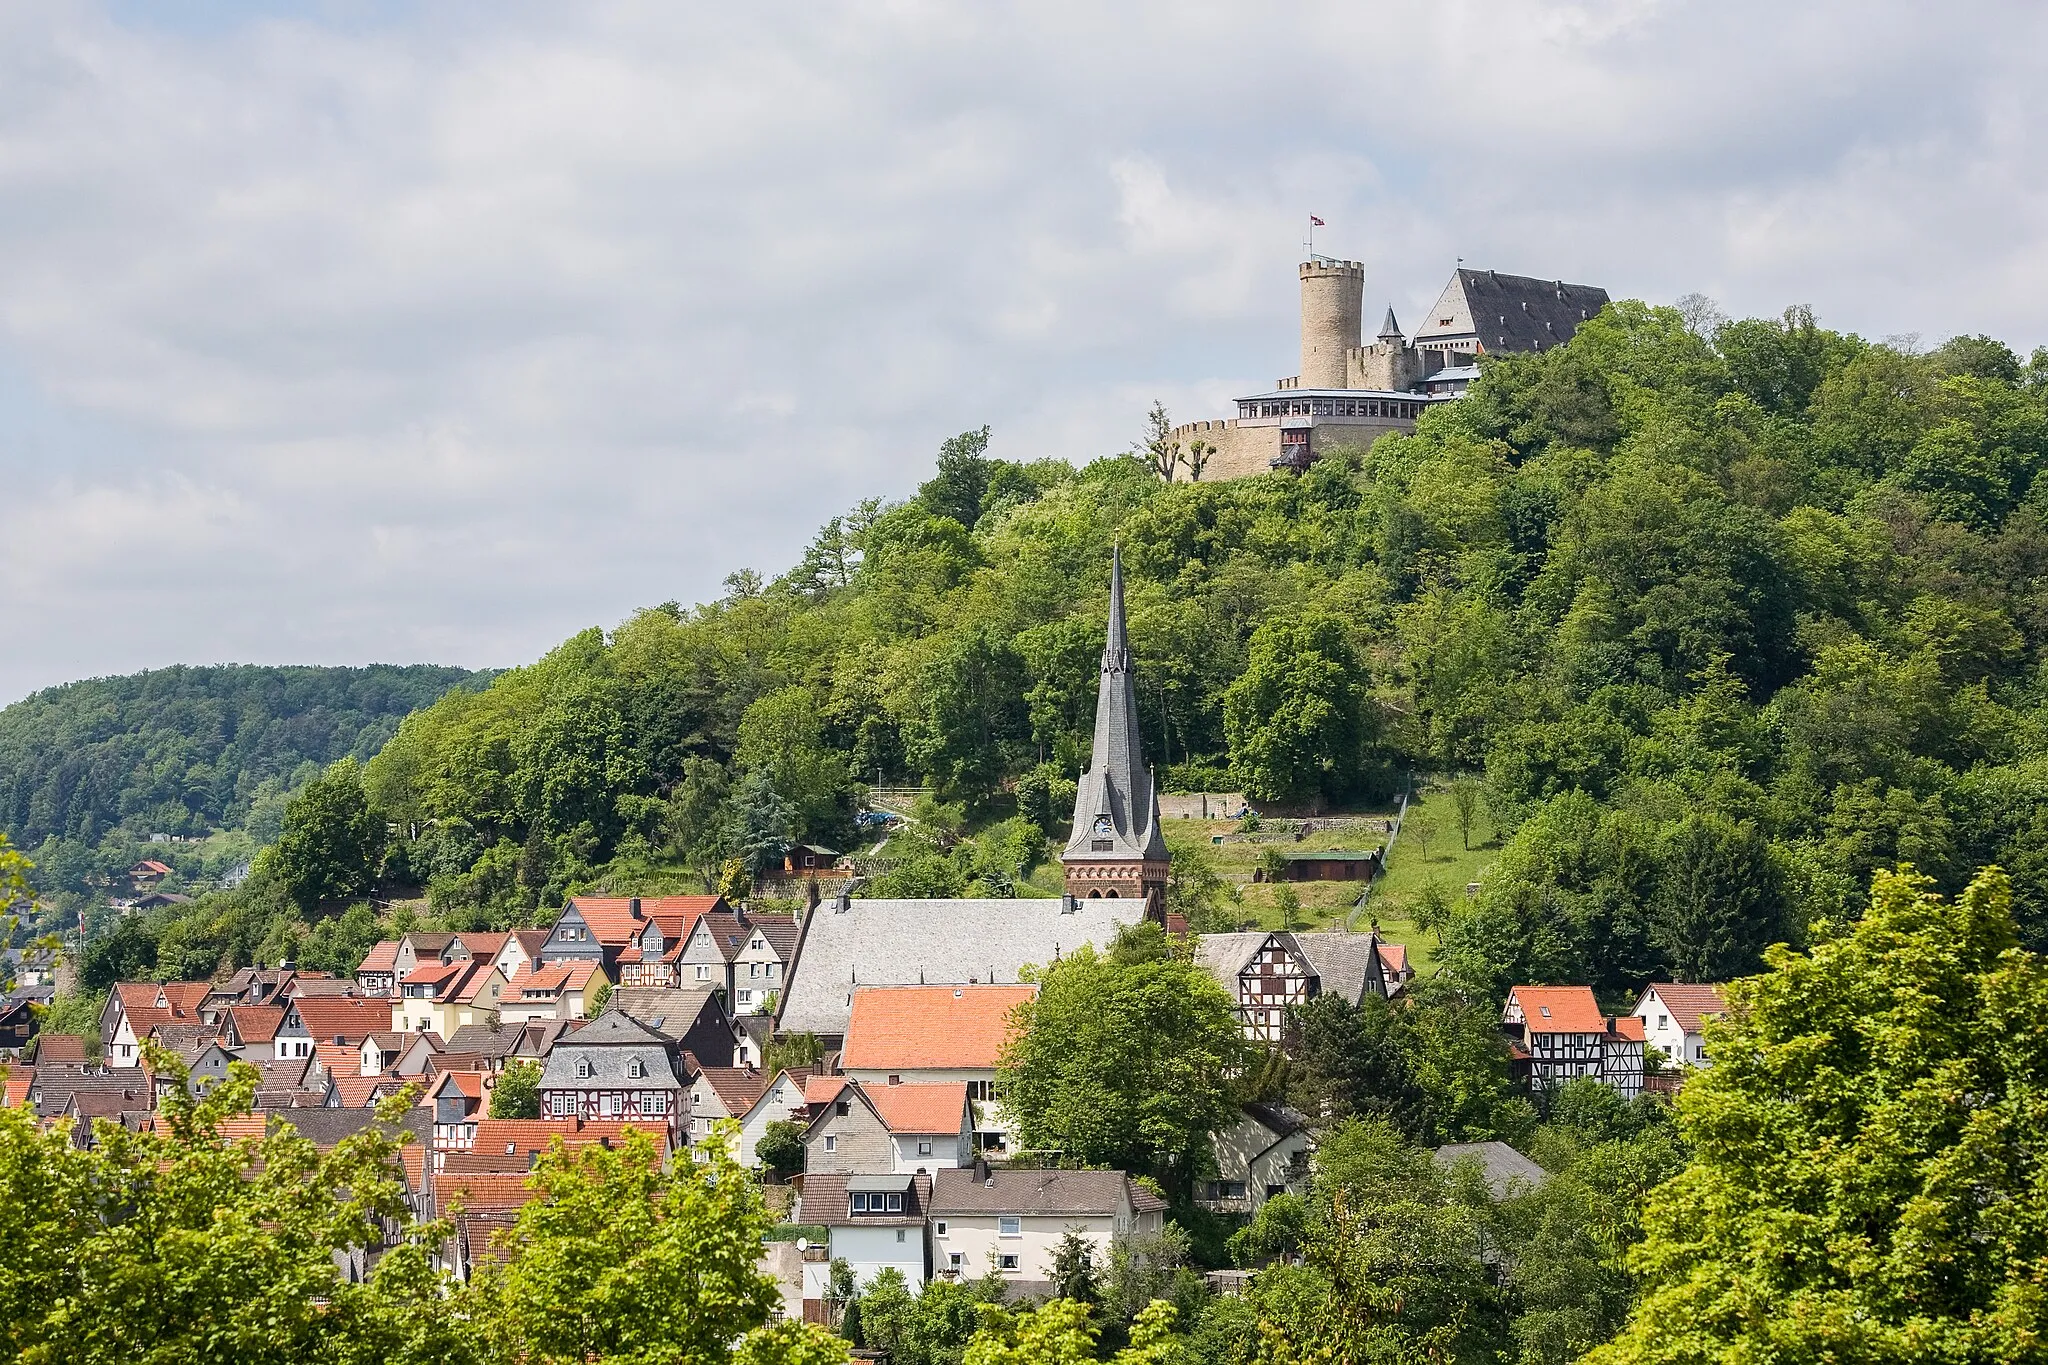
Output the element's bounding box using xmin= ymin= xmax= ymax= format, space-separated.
xmin=33 ymin=1035 xmax=86 ymax=1064
xmin=1508 ymin=986 xmax=1607 ymax=1035
xmin=438 ymin=1173 xmax=539 ymax=1214
xmin=1378 ymin=943 xmax=1408 ymax=975
xmin=1611 ymin=1016 xmax=1646 ymax=1042
xmin=562 ymin=895 xmax=726 ymax=947
xmin=803 ymin=1074 xmax=848 ymax=1106
xmin=457 ymin=933 xmax=509 ymax=960
xmin=329 ymin=1074 xmax=407 ymax=1107
xmin=114 ymin=981 xmax=211 ymax=1039
xmin=1642 ymin=983 xmax=1729 ymax=1035
xmin=4 ymin=1065 xmax=33 ymax=1108
xmin=226 ymin=1005 xmax=285 ymax=1044
xmin=695 ymin=1066 xmax=769 ymax=1113
xmin=842 ymin=985 xmax=1033 ymax=1072
xmin=291 ymin=997 xmax=394 ymax=1044
xmin=357 ymin=941 xmax=401 ymax=974
xmin=864 ymin=1081 xmax=970 ymax=1135
xmin=463 ymin=1118 xmax=649 ymax=1168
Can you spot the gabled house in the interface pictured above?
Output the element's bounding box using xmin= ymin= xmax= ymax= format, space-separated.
xmin=1502 ymin=986 xmax=1645 ymax=1099
xmin=392 ymin=1031 xmax=445 ymax=1075
xmin=100 ymin=982 xmax=212 ymax=1067
xmin=537 ymin=1010 xmax=688 ymax=1141
xmin=425 ymin=1070 xmax=492 ymax=1154
xmin=1203 ymin=1102 xmax=1312 ymax=1213
xmin=218 ymin=1004 xmax=286 ymax=1063
xmin=1195 ymin=930 xmax=1407 ymax=1044
xmin=538 ymin=895 xmax=728 ymax=975
xmin=1632 ymin=983 xmax=1728 ymax=1070
xmin=392 ymin=933 xmax=457 ymax=978
xmin=491 ymin=930 xmax=552 ymax=984
xmin=360 ymin=1031 xmax=407 ymax=1075
xmin=927 ymin=1165 xmax=1165 ymax=1287
xmin=677 ymin=910 xmax=752 ymax=1001
xmin=0 ymin=996 xmax=41 ymax=1052
xmin=797 ymin=1171 xmax=934 ymax=1293
xmin=356 ymin=941 xmax=402 ymax=997
xmin=396 ymin=960 xmax=506 ymax=1036
xmin=604 ymin=986 xmax=737 ymax=1068
xmin=498 ymin=960 xmax=609 ymax=1025
xmin=840 ymin=984 xmax=1033 ymax=1152
xmin=732 ymin=917 xmax=801 ymax=1015
xmin=276 ymin=996 xmax=394 ymax=1061
xmin=727 ymin=1067 xmax=817 ymax=1168
xmin=804 ymin=1079 xmax=974 ymax=1175
xmin=686 ymin=1066 xmax=769 ymax=1149
xmin=614 ymin=905 xmax=708 ymax=988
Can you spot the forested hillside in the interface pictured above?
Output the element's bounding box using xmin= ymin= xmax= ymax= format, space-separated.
xmin=1 ymin=664 xmax=476 ymax=905
xmin=77 ymin=304 xmax=2048 ymax=998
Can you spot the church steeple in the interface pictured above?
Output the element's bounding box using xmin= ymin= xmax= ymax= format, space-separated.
xmin=1062 ymin=546 xmax=1170 ymax=914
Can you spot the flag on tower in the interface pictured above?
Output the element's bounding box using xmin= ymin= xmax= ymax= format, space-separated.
xmin=1310 ymin=215 xmax=1325 ymax=226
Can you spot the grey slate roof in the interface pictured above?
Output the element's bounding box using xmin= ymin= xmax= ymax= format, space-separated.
xmin=779 ymin=897 xmax=1136 ymax=1037
xmin=1062 ymin=548 xmax=1169 ymax=866
xmin=446 ymin=1024 xmax=528 ymax=1060
xmin=929 ymin=1167 xmax=1164 ymax=1216
xmin=27 ymin=1066 xmax=149 ymax=1118
xmin=606 ymin=986 xmax=720 ymax=1039
xmin=540 ymin=1009 xmax=684 ymax=1090
xmin=1434 ymin=1140 xmax=1549 ymax=1197
xmin=1293 ymin=932 xmax=1390 ymax=1004
xmin=1195 ymin=931 xmax=1391 ymax=1005
xmin=1412 ymin=268 xmax=1610 ymax=355
xmin=268 ymin=1106 xmax=433 ymax=1150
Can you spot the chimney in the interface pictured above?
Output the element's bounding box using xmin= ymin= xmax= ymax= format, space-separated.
xmin=834 ymin=892 xmax=851 ymax=913
xmin=973 ymin=1155 xmax=991 ymax=1184
xmin=1060 ymin=894 xmax=1078 ymax=914
xmin=629 ymin=897 xmax=643 ymax=920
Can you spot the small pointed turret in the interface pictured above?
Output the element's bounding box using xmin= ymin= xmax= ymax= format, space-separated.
xmin=1062 ymin=547 xmax=1170 ymax=915
xmin=1378 ymin=307 xmax=1403 ymax=342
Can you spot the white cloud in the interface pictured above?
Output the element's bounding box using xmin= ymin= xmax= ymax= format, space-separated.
xmin=1 ymin=0 xmax=2046 ymax=700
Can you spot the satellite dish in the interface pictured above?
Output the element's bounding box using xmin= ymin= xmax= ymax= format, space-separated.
xmin=796 ymin=1238 xmax=810 ymax=1252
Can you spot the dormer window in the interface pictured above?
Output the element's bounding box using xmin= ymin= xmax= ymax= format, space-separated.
xmin=576 ymin=1058 xmax=594 ymax=1079
xmin=628 ymin=1058 xmax=646 ymax=1079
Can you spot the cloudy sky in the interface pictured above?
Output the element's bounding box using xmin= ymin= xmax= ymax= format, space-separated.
xmin=2 ymin=0 xmax=2044 ymax=702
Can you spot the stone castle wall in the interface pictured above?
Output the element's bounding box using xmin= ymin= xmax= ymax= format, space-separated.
xmin=1299 ymin=261 xmax=1364 ymax=389
xmin=1169 ymin=419 xmax=1275 ymax=481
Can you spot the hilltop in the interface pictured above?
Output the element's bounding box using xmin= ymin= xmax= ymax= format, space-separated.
xmin=61 ymin=306 xmax=2048 ymax=1003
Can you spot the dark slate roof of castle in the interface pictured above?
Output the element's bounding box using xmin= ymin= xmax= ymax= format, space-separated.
xmin=1062 ymin=547 xmax=1168 ymax=864
xmin=1413 ymin=268 xmax=1610 ymax=354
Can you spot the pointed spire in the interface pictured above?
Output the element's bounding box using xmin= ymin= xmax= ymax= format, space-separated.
xmin=1064 ymin=547 xmax=1169 ymax=867
xmin=1378 ymin=307 xmax=1403 ymax=341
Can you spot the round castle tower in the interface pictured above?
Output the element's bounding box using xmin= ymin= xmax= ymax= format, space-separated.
xmin=1299 ymin=259 xmax=1365 ymax=389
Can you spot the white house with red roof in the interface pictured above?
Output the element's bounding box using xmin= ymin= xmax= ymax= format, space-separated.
xmin=1502 ymin=985 xmax=1645 ymax=1099
xmin=1632 ymin=983 xmax=1729 ymax=1070
xmin=840 ymin=984 xmax=1034 ymax=1152
xmin=497 ymin=960 xmax=608 ymax=1024
xmin=396 ymin=959 xmax=505 ymax=1036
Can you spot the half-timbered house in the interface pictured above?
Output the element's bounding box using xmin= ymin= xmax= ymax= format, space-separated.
xmin=536 ymin=1009 xmax=688 ymax=1142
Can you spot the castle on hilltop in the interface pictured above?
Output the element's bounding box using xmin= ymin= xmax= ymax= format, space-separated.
xmin=1174 ymin=260 xmax=1611 ymax=481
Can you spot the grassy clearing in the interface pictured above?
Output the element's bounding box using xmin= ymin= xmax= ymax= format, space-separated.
xmin=1358 ymin=781 xmax=1502 ymax=971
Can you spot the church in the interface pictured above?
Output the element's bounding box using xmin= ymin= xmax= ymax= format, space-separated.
xmin=1058 ymin=546 xmax=1171 ymax=911
xmin=1172 ymin=260 xmax=1610 ymax=481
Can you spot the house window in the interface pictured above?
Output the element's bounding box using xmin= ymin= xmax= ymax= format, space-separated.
xmin=749 ymin=963 xmax=760 ymax=979
xmin=576 ymin=1058 xmax=593 ymax=1079
xmin=949 ymin=1252 xmax=963 ymax=1268
xmin=935 ymin=1221 xmax=948 ymax=1236
xmin=737 ymin=990 xmax=753 ymax=1005
xmin=999 ymin=1254 xmax=1020 ymax=1271
xmin=695 ymin=965 xmax=709 ymax=981
xmin=887 ymin=1193 xmax=903 ymax=1212
xmin=852 ymin=1192 xmax=868 ymax=1212
xmin=628 ymin=1058 xmax=645 ymax=1079
xmin=836 ymin=1101 xmax=849 ymax=1116
xmin=825 ymin=1135 xmax=837 ymax=1152
xmin=999 ymin=1217 xmax=1021 ymax=1237
xmin=896 ymin=1228 xmax=906 ymax=1243
xmin=967 ymin=1080 xmax=994 ymax=1102
xmin=917 ymin=1140 xmax=933 ymax=1156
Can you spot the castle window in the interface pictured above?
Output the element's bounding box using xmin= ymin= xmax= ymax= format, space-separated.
xmin=1091 ymin=839 xmax=1112 ymax=852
